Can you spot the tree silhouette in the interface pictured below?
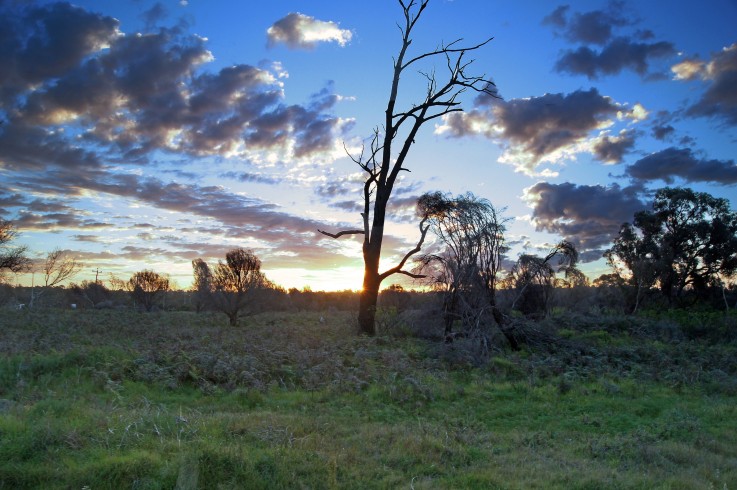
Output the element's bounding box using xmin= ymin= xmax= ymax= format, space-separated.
xmin=318 ymin=0 xmax=497 ymax=335
xmin=0 ymin=219 xmax=31 ymax=281
xmin=415 ymin=192 xmax=508 ymax=337
xmin=209 ymin=248 xmax=268 ymax=326
xmin=128 ymin=270 xmax=170 ymax=312
xmin=606 ymin=187 xmax=737 ymax=307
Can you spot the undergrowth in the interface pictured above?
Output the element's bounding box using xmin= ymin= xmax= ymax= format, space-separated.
xmin=0 ymin=308 xmax=735 ymax=489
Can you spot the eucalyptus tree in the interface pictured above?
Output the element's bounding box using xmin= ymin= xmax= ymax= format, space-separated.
xmin=318 ymin=0 xmax=498 ymax=335
xmin=508 ymin=241 xmax=580 ymax=317
xmin=606 ymin=187 xmax=737 ymax=307
xmin=415 ymin=192 xmax=508 ymax=335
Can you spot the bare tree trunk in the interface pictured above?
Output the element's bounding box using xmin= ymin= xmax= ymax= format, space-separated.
xmin=358 ymin=271 xmax=380 ymax=334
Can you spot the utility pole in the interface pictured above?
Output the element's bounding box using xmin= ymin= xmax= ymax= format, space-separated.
xmin=92 ymin=268 xmax=102 ymax=284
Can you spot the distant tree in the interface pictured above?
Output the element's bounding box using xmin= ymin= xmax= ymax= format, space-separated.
xmin=29 ymin=248 xmax=82 ymax=307
xmin=128 ymin=270 xmax=170 ymax=312
xmin=507 ymin=241 xmax=579 ymax=318
xmin=318 ymin=0 xmax=498 ymax=335
xmin=379 ymin=283 xmax=411 ymax=312
xmin=191 ymin=258 xmax=213 ymax=313
xmin=69 ymin=280 xmax=111 ymax=308
xmin=605 ymin=187 xmax=737 ymax=308
xmin=0 ymin=219 xmax=31 ymax=281
xmin=210 ymin=248 xmax=268 ymax=326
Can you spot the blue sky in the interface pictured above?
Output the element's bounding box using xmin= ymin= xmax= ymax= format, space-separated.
xmin=1 ymin=0 xmax=736 ymax=291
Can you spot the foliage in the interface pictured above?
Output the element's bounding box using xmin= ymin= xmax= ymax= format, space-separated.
xmin=606 ymin=187 xmax=737 ymax=309
xmin=68 ymin=280 xmax=112 ymax=308
xmin=506 ymin=241 xmax=580 ymax=318
xmin=417 ymin=192 xmax=509 ymax=337
xmin=191 ymin=258 xmax=212 ymax=313
xmin=0 ymin=219 xmax=31 ymax=281
xmin=193 ymin=248 xmax=269 ymax=326
xmin=128 ymin=269 xmax=170 ymax=312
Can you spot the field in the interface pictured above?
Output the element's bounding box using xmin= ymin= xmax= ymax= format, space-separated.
xmin=0 ymin=308 xmax=735 ymax=489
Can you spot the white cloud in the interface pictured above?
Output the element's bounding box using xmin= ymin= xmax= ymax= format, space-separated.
xmin=267 ymin=13 xmax=353 ymax=49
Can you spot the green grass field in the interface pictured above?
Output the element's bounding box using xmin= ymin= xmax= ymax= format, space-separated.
xmin=0 ymin=309 xmax=735 ymax=489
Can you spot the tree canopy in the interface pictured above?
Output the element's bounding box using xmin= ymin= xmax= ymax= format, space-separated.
xmin=606 ymin=187 xmax=737 ymax=306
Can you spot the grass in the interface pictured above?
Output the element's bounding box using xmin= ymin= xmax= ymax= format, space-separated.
xmin=0 ymin=308 xmax=735 ymax=488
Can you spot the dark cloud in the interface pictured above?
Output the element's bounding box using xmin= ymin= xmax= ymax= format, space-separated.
xmin=545 ymin=2 xmax=631 ymax=45
xmin=266 ymin=12 xmax=352 ymax=49
xmin=525 ymin=182 xmax=646 ymax=255
xmin=545 ymin=3 xmax=676 ymax=80
xmin=16 ymin=169 xmax=337 ymax=253
xmin=440 ymin=88 xmax=626 ymax=175
xmin=541 ymin=5 xmax=569 ymax=29
xmin=0 ymin=2 xmax=120 ymax=101
xmin=14 ymin=210 xmax=110 ymax=232
xmin=592 ymin=130 xmax=636 ymax=164
xmin=554 ymin=37 xmax=676 ymax=79
xmin=315 ymin=173 xmax=364 ymax=198
xmin=72 ymin=234 xmax=104 ymax=243
xmin=677 ymin=44 xmax=737 ymax=126
xmin=224 ymin=172 xmax=283 ymax=185
xmin=626 ymin=147 xmax=737 ymax=185
xmin=652 ymin=124 xmax=675 ymax=140
xmin=141 ymin=2 xmax=168 ymax=29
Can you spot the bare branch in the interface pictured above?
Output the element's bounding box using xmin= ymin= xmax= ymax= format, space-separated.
xmin=380 ymin=216 xmax=430 ymax=281
xmin=43 ymin=248 xmax=82 ymax=287
xmin=402 ymin=37 xmax=494 ymax=70
xmin=317 ymin=229 xmax=365 ymax=239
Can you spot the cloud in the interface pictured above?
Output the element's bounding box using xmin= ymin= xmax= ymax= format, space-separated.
xmin=437 ymin=88 xmax=636 ymax=176
xmin=221 ymin=172 xmax=283 ymax=185
xmin=592 ymin=130 xmax=636 ymax=164
xmin=554 ymin=37 xmax=676 ymax=79
xmin=625 ymin=147 xmax=737 ymax=185
xmin=524 ymin=181 xmax=646 ymax=255
xmin=0 ymin=2 xmax=120 ymax=101
xmin=267 ymin=13 xmax=352 ymax=49
xmin=651 ymin=123 xmax=675 ymax=140
xmin=545 ymin=3 xmax=676 ymax=80
xmin=673 ymin=43 xmax=737 ymax=126
xmin=0 ymin=2 xmax=350 ymax=174
xmin=543 ymin=2 xmax=631 ymax=45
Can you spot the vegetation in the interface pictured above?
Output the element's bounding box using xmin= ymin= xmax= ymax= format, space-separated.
xmin=0 ymin=219 xmax=31 ymax=281
xmin=192 ymin=248 xmax=271 ymax=326
xmin=606 ymin=187 xmax=737 ymax=310
xmin=128 ymin=270 xmax=171 ymax=312
xmin=0 ymin=307 xmax=735 ymax=488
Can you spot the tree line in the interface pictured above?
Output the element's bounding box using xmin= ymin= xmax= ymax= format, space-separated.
xmin=2 ymin=185 xmax=736 ymax=337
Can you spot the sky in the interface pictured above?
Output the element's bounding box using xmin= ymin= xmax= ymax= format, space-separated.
xmin=1 ymin=0 xmax=736 ymax=291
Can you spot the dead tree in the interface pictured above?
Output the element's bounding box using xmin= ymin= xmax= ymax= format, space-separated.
xmin=318 ymin=0 xmax=497 ymax=335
